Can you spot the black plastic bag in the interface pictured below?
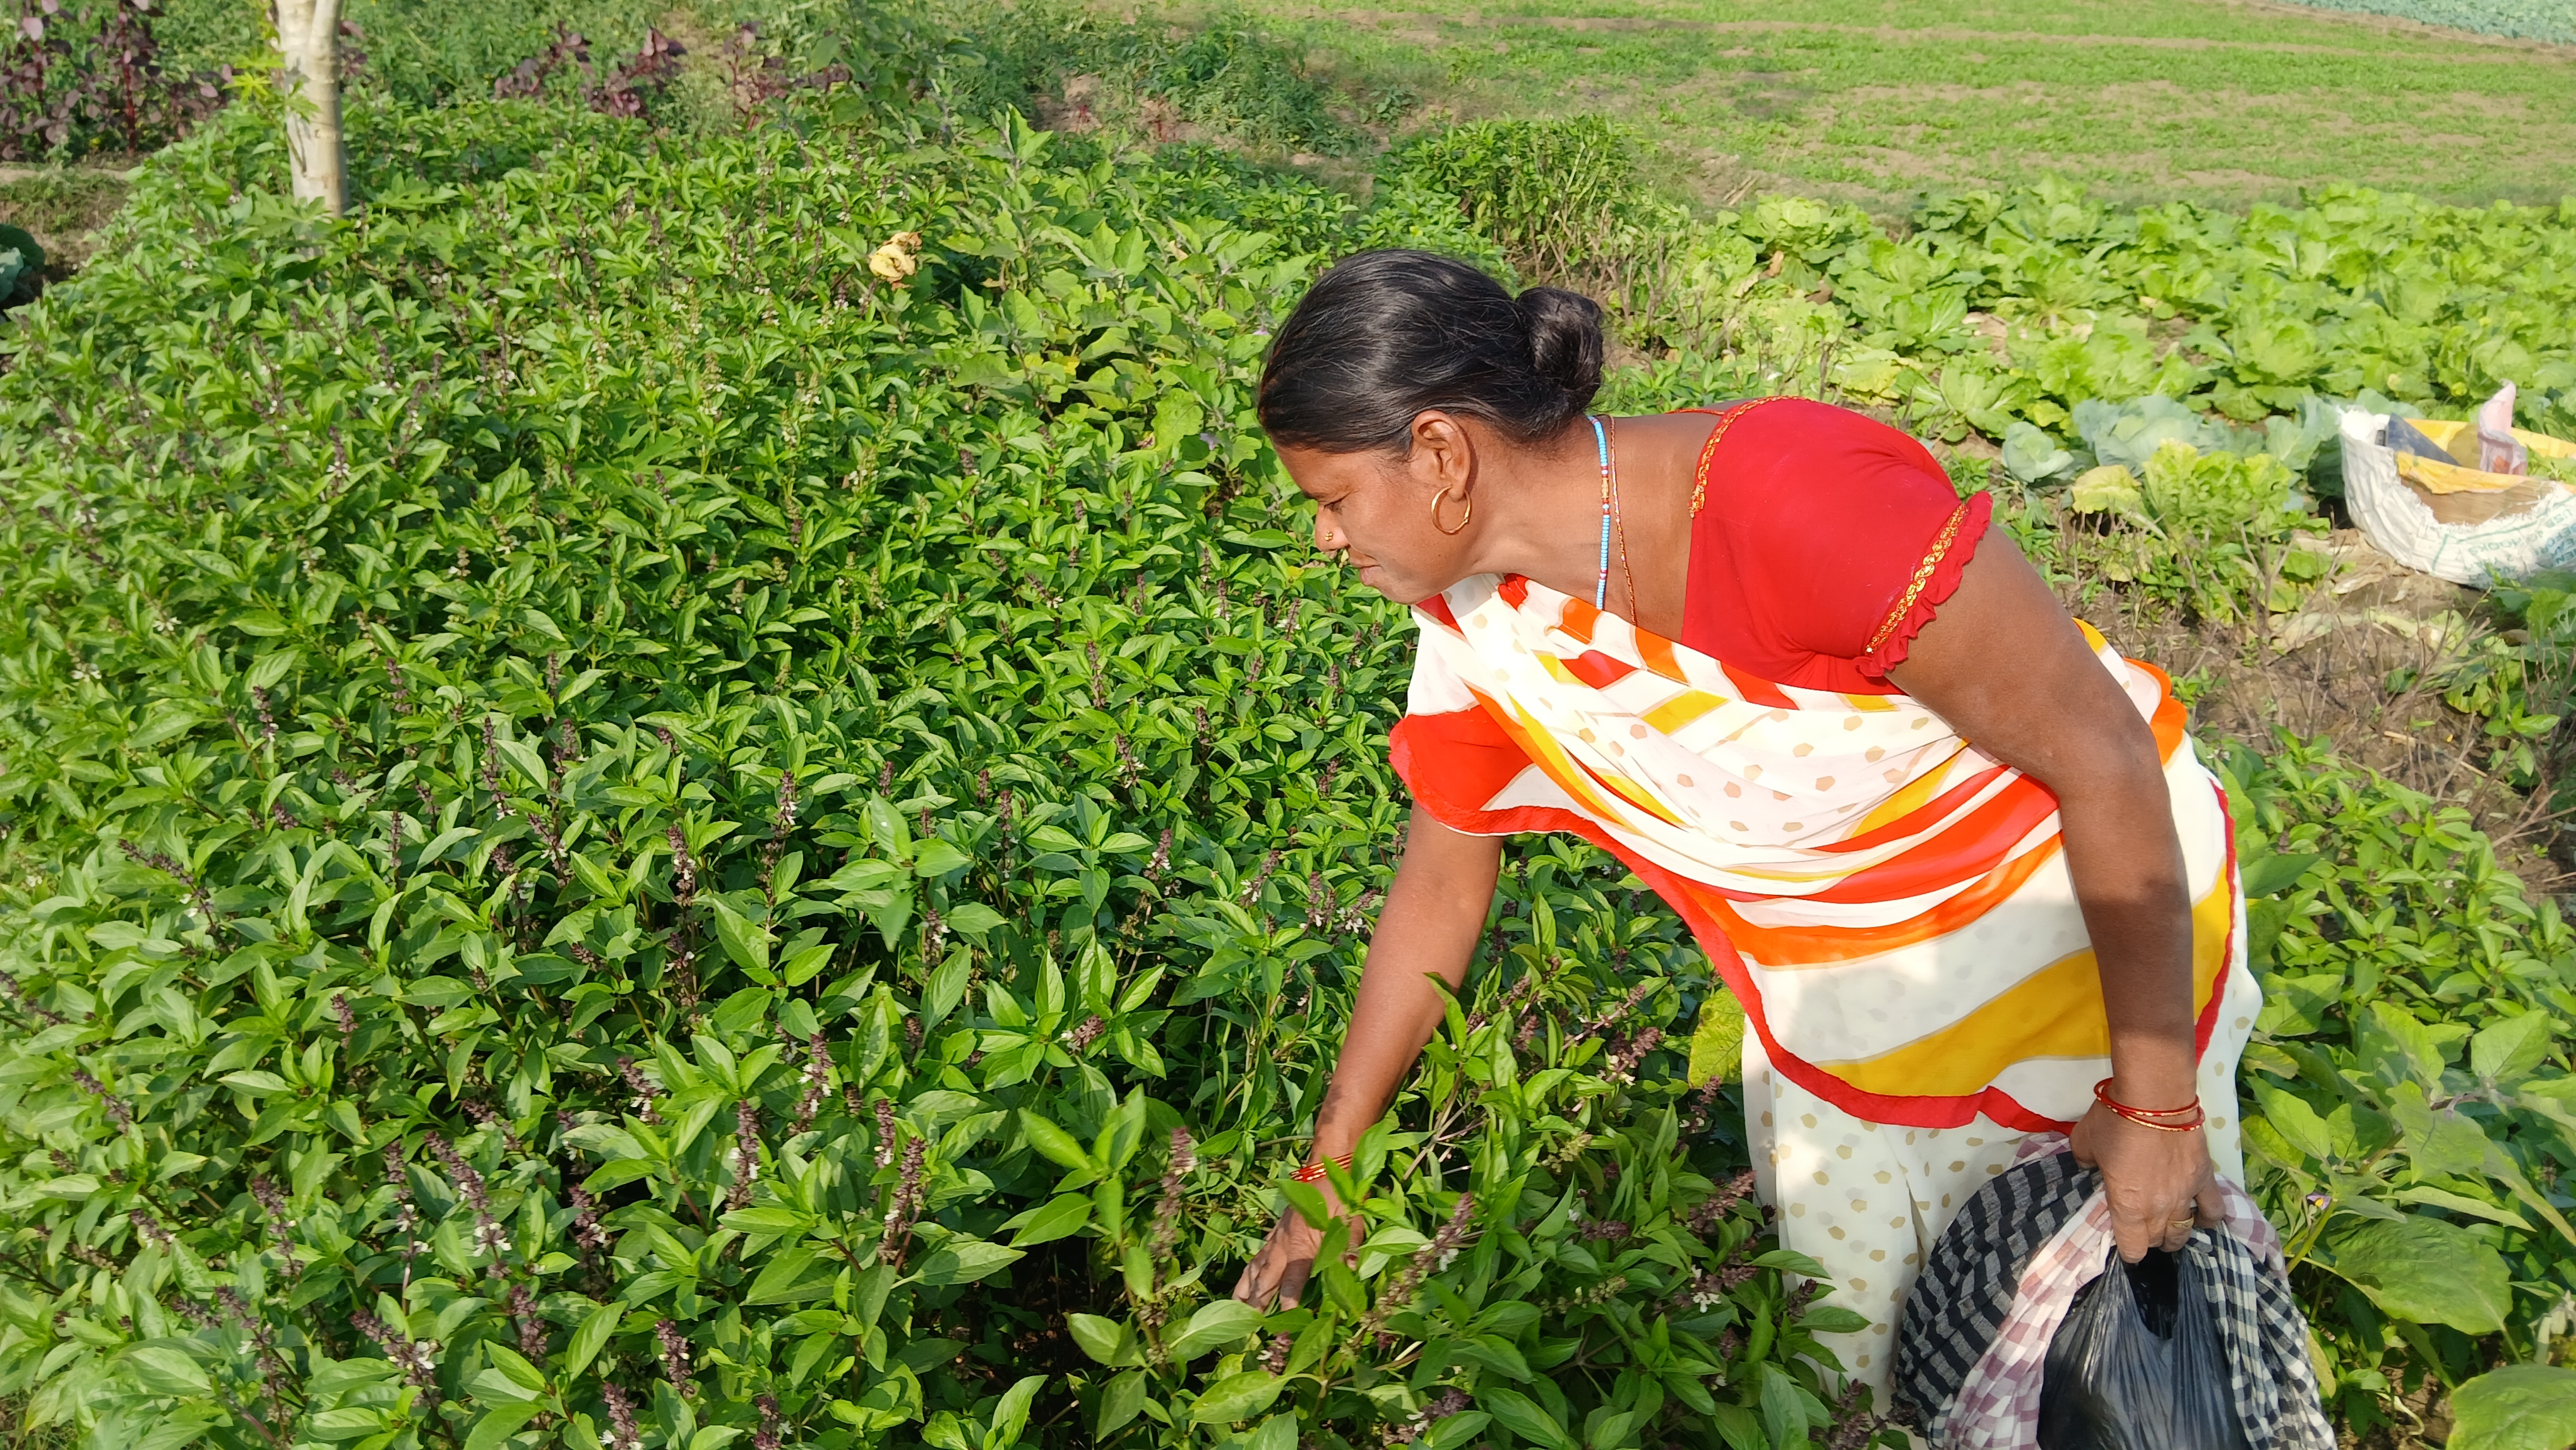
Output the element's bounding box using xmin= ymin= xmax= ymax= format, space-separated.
xmin=2037 ymin=1244 xmax=2250 ymax=1450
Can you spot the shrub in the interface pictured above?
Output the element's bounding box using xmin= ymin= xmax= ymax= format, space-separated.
xmin=7 ymin=44 xmax=2576 ymax=1450
xmin=0 ymin=0 xmax=225 ymax=162
xmin=938 ymin=1 xmax=1371 ymax=157
xmin=1380 ymin=116 xmax=1637 ymax=283
xmin=0 ymin=222 xmax=42 ymax=307
xmin=2222 ymin=738 xmax=2576 ymax=1444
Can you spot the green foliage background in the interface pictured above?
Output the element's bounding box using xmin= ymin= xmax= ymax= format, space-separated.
xmin=1 ymin=17 xmax=2575 ymax=1450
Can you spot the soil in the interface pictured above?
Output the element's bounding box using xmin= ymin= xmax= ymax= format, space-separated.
xmin=2056 ymin=516 xmax=2571 ymax=891
xmin=0 ymin=164 xmax=135 ymax=281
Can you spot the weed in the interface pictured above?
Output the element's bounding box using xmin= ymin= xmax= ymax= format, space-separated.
xmin=941 ymin=0 xmax=1371 ymax=155
xmin=1382 ymin=114 xmax=1635 ymax=283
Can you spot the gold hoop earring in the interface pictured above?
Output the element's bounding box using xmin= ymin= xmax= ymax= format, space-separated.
xmin=1431 ymin=483 xmax=1472 ymax=536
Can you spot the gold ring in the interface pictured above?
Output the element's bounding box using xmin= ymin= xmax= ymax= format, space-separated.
xmin=2168 ymin=1218 xmax=2196 ymax=1229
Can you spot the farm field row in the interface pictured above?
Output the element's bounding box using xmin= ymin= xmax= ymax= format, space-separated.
xmin=2283 ymin=0 xmax=2576 ymax=45
xmin=1189 ymin=0 xmax=2576 ymax=211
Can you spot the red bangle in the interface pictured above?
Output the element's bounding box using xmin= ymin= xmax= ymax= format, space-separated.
xmin=2094 ymin=1079 xmax=2204 ymax=1132
xmin=1292 ymin=1153 xmax=1353 ymax=1183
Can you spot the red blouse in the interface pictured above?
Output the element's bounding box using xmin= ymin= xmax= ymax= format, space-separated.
xmin=1678 ymin=397 xmax=1989 ymax=693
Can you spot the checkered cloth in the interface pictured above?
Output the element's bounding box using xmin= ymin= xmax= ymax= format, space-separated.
xmin=1890 ymin=1149 xmax=2093 ymax=1429
xmin=1893 ymin=1135 xmax=2334 ymax=1450
xmin=2195 ymin=1218 xmax=2336 ymax=1450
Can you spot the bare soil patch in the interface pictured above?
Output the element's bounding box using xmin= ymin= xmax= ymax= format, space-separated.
xmin=0 ymin=165 xmax=133 ymax=280
xmin=1831 ymin=80 xmax=2057 ymax=107
xmin=1480 ymin=15 xmax=2455 ymax=59
xmin=2061 ymin=522 xmax=2570 ymax=890
xmin=2443 ymin=90 xmax=2546 ymax=117
xmin=1673 ymin=147 xmax=1799 ymax=209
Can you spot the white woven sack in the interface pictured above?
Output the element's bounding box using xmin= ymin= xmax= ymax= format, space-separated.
xmin=2340 ymin=409 xmax=2576 ymax=587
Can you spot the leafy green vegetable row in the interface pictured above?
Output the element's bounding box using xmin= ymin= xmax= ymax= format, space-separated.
xmin=2222 ymin=738 xmax=2576 ymax=1442
xmin=1389 ymin=124 xmax=2576 ymax=460
xmin=2279 ymin=0 xmax=2576 ymax=44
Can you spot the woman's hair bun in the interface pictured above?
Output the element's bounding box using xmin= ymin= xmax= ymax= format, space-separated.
xmin=1257 ymin=249 xmax=1609 ymax=453
xmin=1515 ymin=286 xmax=1605 ymax=408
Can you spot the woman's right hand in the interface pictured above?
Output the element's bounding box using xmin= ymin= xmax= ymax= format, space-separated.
xmin=1228 ymin=809 xmax=1499 ymax=1309
xmin=1231 ymin=1200 xmax=1328 ymax=1309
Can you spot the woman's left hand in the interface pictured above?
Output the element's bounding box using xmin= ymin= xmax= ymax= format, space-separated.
xmin=2070 ymin=1101 xmax=2221 ymax=1262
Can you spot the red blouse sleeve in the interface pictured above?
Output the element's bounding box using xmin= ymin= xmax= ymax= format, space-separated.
xmin=1680 ymin=398 xmax=1990 ymax=687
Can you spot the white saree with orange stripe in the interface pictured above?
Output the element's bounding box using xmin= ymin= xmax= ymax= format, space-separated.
xmin=1388 ymin=570 xmax=2253 ymax=1137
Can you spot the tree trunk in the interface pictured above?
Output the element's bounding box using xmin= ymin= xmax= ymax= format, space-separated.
xmin=271 ymin=0 xmax=345 ymax=215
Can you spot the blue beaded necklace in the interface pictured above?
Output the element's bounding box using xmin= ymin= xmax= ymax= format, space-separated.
xmin=1589 ymin=415 xmax=1613 ymax=609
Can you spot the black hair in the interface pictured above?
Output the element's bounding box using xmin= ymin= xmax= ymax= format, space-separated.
xmin=1257 ymin=249 xmax=1604 ymax=453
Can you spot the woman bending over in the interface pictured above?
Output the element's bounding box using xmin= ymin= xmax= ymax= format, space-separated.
xmin=1227 ymin=251 xmax=2260 ymax=1400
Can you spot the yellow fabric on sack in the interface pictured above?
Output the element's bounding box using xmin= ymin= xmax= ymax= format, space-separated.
xmin=2395 ymin=417 xmax=2576 ymax=496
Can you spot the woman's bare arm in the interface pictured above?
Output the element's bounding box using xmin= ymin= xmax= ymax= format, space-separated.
xmin=1230 ymin=805 xmax=1501 ymax=1308
xmin=1887 ymin=532 xmax=2217 ymax=1262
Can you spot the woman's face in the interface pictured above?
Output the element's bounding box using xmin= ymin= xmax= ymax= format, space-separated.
xmin=1274 ymin=414 xmax=1478 ymax=606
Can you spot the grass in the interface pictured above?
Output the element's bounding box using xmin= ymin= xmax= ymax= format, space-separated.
xmin=1179 ymin=0 xmax=2576 ymax=212
xmin=71 ymin=0 xmax=2576 ymax=237
xmin=941 ymin=0 xmax=1396 ymax=155
xmin=0 ymin=167 xmax=129 ymax=275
